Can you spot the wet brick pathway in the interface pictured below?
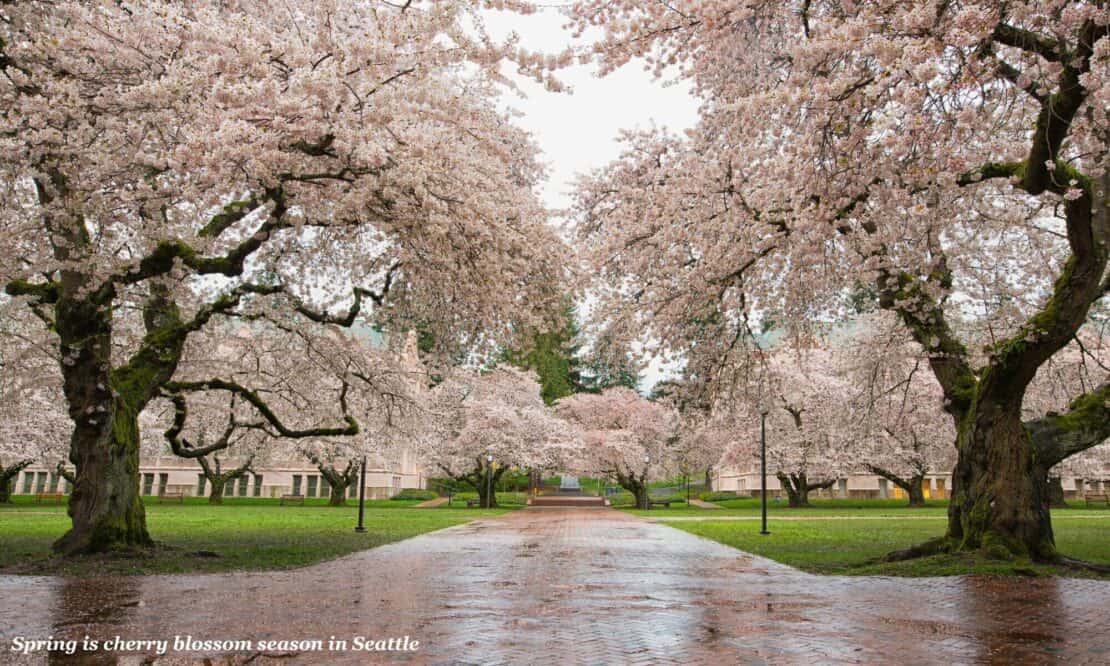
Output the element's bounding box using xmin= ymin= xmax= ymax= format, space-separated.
xmin=1 ymin=507 xmax=1108 ymax=664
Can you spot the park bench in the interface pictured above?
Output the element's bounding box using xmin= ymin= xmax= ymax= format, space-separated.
xmin=34 ymin=491 xmax=65 ymax=503
xmin=279 ymin=494 xmax=305 ymax=506
xmin=648 ymin=499 xmax=673 ymax=508
xmin=465 ymin=498 xmax=481 ymax=508
xmin=158 ymin=491 xmax=185 ymax=503
xmin=1084 ymin=493 xmax=1109 ymax=507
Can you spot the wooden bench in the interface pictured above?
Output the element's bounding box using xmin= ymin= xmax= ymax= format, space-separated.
xmin=1085 ymin=493 xmax=1109 ymax=507
xmin=648 ymin=499 xmax=673 ymax=508
xmin=465 ymin=498 xmax=481 ymax=508
xmin=158 ymin=491 xmax=185 ymax=503
xmin=280 ymin=494 xmax=305 ymax=506
xmin=34 ymin=491 xmax=65 ymax=503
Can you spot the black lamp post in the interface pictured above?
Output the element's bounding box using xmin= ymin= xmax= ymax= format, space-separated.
xmin=354 ymin=455 xmax=367 ymax=533
xmin=759 ymin=410 xmax=770 ymax=535
xmin=485 ymin=453 xmax=493 ymax=509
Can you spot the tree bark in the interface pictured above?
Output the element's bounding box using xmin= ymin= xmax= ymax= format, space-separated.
xmin=1047 ymin=477 xmax=1067 ymax=509
xmin=53 ymin=405 xmax=152 ymax=554
xmin=778 ymin=472 xmax=834 ymax=508
xmin=208 ymin=479 xmax=227 ymax=505
xmin=946 ymin=400 xmax=1057 ymax=560
xmin=328 ymin=483 xmax=348 ymax=506
xmin=867 ymin=465 xmax=927 ymax=507
xmin=704 ymin=467 xmax=713 ymax=492
xmin=611 ymin=469 xmax=650 ymax=509
xmin=0 ymin=460 xmax=33 ymax=503
xmin=198 ymin=454 xmax=252 ymax=506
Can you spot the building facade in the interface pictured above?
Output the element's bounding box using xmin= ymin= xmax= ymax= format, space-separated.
xmin=9 ymin=451 xmax=426 ymax=500
xmin=711 ymin=466 xmax=1106 ymax=500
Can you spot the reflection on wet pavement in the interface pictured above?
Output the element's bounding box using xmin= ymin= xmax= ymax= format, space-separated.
xmin=1 ymin=508 xmax=1108 ymax=664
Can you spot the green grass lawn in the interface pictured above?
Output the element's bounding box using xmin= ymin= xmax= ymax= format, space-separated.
xmin=0 ymin=496 xmax=508 ymax=576
xmin=629 ymin=499 xmax=1110 ymax=579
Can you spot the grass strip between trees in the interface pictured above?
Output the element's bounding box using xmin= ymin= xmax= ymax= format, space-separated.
xmin=0 ymin=498 xmax=510 ymax=576
xmin=650 ymin=509 xmax=1110 ymax=579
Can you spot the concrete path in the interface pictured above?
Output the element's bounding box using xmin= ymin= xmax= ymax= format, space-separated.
xmin=686 ymin=499 xmax=723 ymax=509
xmin=1 ymin=507 xmax=1108 ymax=664
xmin=411 ymin=497 xmax=449 ymax=508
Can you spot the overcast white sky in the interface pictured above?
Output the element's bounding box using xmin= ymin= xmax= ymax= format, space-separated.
xmin=482 ymin=8 xmax=700 ymax=211
xmin=483 ymin=8 xmax=701 ymax=390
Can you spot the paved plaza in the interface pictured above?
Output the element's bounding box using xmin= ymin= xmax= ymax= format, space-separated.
xmin=2 ymin=507 xmax=1109 ymax=664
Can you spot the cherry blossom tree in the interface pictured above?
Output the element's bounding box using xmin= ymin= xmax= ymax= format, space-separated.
xmin=1023 ymin=328 xmax=1110 ymax=503
xmin=554 ymin=387 xmax=677 ymax=509
xmin=427 ymin=366 xmax=582 ymax=508
xmin=0 ymin=302 xmax=70 ymax=501
xmin=163 ymin=322 xmax=426 ymax=505
xmin=721 ymin=349 xmax=856 ymax=507
xmin=844 ymin=315 xmax=957 ymax=506
xmin=0 ymin=1 xmax=565 ymax=553
xmin=568 ymin=1 xmax=1110 ymax=560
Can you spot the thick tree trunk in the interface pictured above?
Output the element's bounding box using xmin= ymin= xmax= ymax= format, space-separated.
xmin=867 ymin=465 xmax=927 ymax=507
xmin=476 ymin=481 xmax=498 ymax=508
xmin=0 ymin=460 xmax=33 ymax=503
xmin=906 ymin=476 xmax=927 ymax=508
xmin=947 ymin=402 xmax=1055 ymax=561
xmin=633 ymin=485 xmax=650 ymax=510
xmin=704 ymin=467 xmax=713 ymax=493
xmin=328 ymin=483 xmax=349 ymax=506
xmin=1047 ymin=477 xmax=1067 ymax=508
xmin=53 ymin=405 xmax=152 ymax=554
xmin=777 ymin=473 xmax=808 ymax=507
xmin=208 ymin=480 xmax=227 ymax=505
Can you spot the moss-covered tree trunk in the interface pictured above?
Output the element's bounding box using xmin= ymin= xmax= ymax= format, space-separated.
xmin=0 ymin=460 xmax=33 ymax=503
xmin=1047 ymin=477 xmax=1067 ymax=508
xmin=53 ymin=402 xmax=152 ymax=554
xmin=946 ymin=402 xmax=1056 ymax=560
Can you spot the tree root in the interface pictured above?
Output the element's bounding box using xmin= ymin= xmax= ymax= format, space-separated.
xmin=881 ymin=536 xmax=949 ymax=562
xmin=1056 ymin=555 xmax=1110 ymax=574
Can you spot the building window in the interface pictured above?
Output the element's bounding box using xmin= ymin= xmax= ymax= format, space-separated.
xmin=307 ymin=475 xmax=318 ymax=498
xmin=320 ymin=476 xmax=330 ymax=497
xmin=142 ymin=473 xmax=154 ymax=496
xmin=253 ymin=474 xmax=263 ymax=497
xmin=22 ymin=471 xmax=33 ymax=494
xmin=158 ymin=473 xmax=168 ymax=496
xmin=292 ymin=475 xmax=302 ymax=495
xmin=35 ymin=472 xmax=47 ymax=493
xmin=237 ymin=475 xmax=248 ymax=497
xmin=197 ymin=473 xmax=207 ymax=496
xmin=48 ymin=472 xmax=59 ymax=493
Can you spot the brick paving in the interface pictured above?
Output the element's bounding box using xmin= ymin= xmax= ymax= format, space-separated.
xmin=1 ymin=507 xmax=1108 ymax=665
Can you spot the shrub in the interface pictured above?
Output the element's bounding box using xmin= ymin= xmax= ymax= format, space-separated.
xmin=700 ymin=491 xmax=739 ymax=502
xmin=391 ymin=489 xmax=437 ymax=501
